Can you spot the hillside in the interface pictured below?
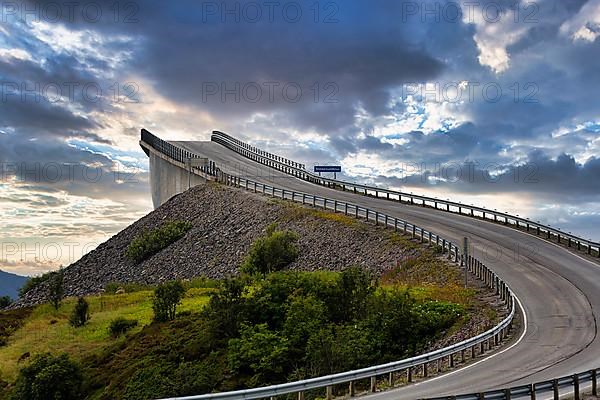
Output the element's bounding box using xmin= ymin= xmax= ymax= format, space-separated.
xmin=17 ymin=182 xmax=441 ymax=307
xmin=0 ymin=271 xmax=27 ymax=300
xmin=0 ymin=182 xmax=510 ymax=399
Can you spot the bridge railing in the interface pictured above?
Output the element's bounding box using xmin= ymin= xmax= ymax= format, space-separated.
xmin=143 ymin=133 xmax=518 ymax=400
xmin=142 ymin=129 xmax=220 ymax=176
xmin=423 ymin=369 xmax=599 ymax=400
xmin=213 ymin=130 xmax=306 ymax=170
xmin=211 ymin=131 xmax=600 ymax=258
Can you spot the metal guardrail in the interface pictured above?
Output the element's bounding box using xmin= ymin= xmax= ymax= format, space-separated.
xmin=213 ymin=130 xmax=306 ymax=170
xmin=141 ymin=129 xmax=517 ymax=400
xmin=424 ymin=369 xmax=599 ymax=400
xmin=211 ymin=131 xmax=600 ymax=258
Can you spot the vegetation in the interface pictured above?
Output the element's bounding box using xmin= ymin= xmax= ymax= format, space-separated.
xmin=48 ymin=269 xmax=64 ymax=310
xmin=10 ymin=352 xmax=82 ymax=400
xmin=241 ymin=223 xmax=299 ymax=275
xmin=126 ymin=220 xmax=193 ymax=263
xmin=69 ymin=297 xmax=90 ymax=328
xmin=0 ymin=296 xmax=12 ymax=308
xmin=0 ymin=225 xmax=491 ymax=400
xmin=152 ymin=281 xmax=186 ymax=322
xmin=108 ymin=317 xmax=138 ymax=337
xmin=18 ymin=271 xmax=57 ymax=298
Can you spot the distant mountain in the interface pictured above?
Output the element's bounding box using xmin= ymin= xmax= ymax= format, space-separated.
xmin=0 ymin=270 xmax=28 ymax=299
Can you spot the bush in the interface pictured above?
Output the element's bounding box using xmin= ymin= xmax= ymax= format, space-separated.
xmin=109 ymin=317 xmax=138 ymax=337
xmin=69 ymin=297 xmax=90 ymax=328
xmin=10 ymin=353 xmax=82 ymax=400
xmin=227 ymin=323 xmax=289 ymax=386
xmin=152 ymin=281 xmax=186 ymax=322
xmin=126 ymin=220 xmax=193 ymax=263
xmin=241 ymin=224 xmax=299 ymax=275
xmin=0 ymin=296 xmax=12 ymax=308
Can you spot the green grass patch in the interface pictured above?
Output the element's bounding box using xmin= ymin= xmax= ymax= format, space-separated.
xmin=0 ymin=288 xmax=211 ymax=383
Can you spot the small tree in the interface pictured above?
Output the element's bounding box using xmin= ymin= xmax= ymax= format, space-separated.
xmin=11 ymin=352 xmax=82 ymax=400
xmin=241 ymin=225 xmax=299 ymax=275
xmin=48 ymin=269 xmax=64 ymax=310
xmin=69 ymin=297 xmax=90 ymax=328
xmin=152 ymin=281 xmax=186 ymax=322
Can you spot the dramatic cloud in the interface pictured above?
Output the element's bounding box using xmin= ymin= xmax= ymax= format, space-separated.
xmin=1 ymin=0 xmax=600 ymax=275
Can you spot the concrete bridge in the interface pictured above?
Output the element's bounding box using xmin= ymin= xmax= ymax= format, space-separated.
xmin=141 ymin=128 xmax=600 ymax=399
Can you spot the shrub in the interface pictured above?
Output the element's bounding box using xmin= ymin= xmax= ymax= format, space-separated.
xmin=241 ymin=224 xmax=299 ymax=275
xmin=126 ymin=220 xmax=193 ymax=263
xmin=152 ymin=281 xmax=186 ymax=322
xmin=227 ymin=323 xmax=289 ymax=386
xmin=69 ymin=297 xmax=90 ymax=328
xmin=109 ymin=317 xmax=138 ymax=337
xmin=0 ymin=296 xmax=12 ymax=308
xmin=10 ymin=353 xmax=82 ymax=400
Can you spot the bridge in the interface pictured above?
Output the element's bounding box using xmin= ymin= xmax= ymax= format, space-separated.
xmin=140 ymin=128 xmax=600 ymax=400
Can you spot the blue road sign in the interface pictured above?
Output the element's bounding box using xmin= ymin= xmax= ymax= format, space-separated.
xmin=314 ymin=165 xmax=341 ymax=173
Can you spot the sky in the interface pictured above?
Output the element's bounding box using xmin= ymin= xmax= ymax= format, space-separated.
xmin=1 ymin=0 xmax=599 ymax=276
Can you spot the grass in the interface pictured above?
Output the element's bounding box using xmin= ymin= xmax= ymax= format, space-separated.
xmin=0 ymin=288 xmax=213 ymax=383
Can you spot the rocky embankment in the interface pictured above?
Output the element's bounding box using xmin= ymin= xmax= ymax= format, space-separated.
xmin=17 ymin=183 xmax=430 ymax=307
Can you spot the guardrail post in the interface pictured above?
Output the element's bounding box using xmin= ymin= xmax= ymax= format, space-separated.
xmin=573 ymin=374 xmax=580 ymax=400
xmin=423 ymin=363 xmax=428 ymax=378
xmin=593 ymin=369 xmax=598 ymax=396
xmin=345 ymin=203 xmax=348 ymax=215
xmin=412 ymin=225 xmax=416 ymax=238
xmin=334 ymin=200 xmax=338 ymax=212
xmin=530 ymin=383 xmax=536 ymax=400
xmin=449 ymin=353 xmax=454 ymax=368
xmin=552 ymin=379 xmax=559 ymax=399
xmin=504 ymin=388 xmax=511 ymax=400
xmin=421 ymin=229 xmax=424 ymax=243
xmin=348 ymin=381 xmax=355 ymax=397
xmin=370 ymin=376 xmax=377 ymax=392
xmin=298 ymin=393 xmax=305 ymax=400
xmin=461 ymin=349 xmax=465 ymax=363
xmin=326 ymin=385 xmax=333 ymax=400
xmin=375 ymin=211 xmax=379 ymax=225
xmin=406 ymin=368 xmax=413 ymax=382
xmin=471 ymin=345 xmax=476 ymax=359
xmin=388 ymin=372 xmax=394 ymax=386
xmin=480 ymin=341 xmax=485 ymax=354
xmin=312 ymin=196 xmax=316 ymax=207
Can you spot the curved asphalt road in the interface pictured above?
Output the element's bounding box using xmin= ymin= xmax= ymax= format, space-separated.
xmin=172 ymin=141 xmax=599 ymax=398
